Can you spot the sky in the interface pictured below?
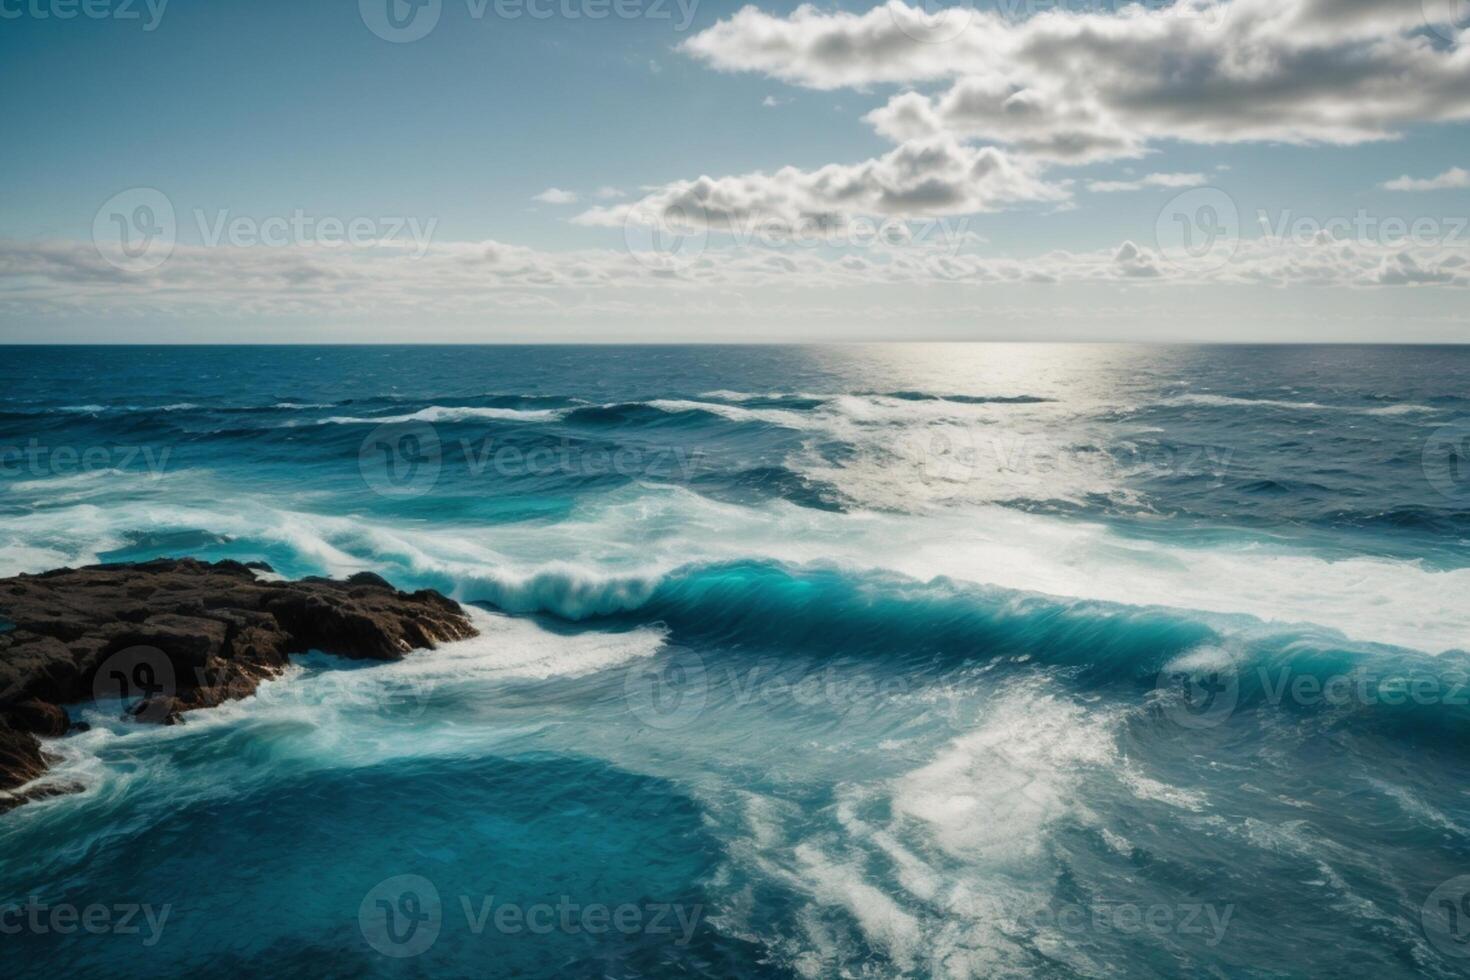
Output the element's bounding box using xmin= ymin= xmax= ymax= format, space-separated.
xmin=1 ymin=0 xmax=1468 ymax=341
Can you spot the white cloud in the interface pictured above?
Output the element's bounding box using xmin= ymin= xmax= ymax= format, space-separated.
xmin=1383 ymin=167 xmax=1470 ymax=191
xmin=594 ymin=186 xmax=627 ymax=200
xmin=1087 ymin=172 xmax=1209 ymax=193
xmin=573 ymin=137 xmax=1070 ymax=234
xmin=533 ymin=188 xmax=580 ymax=205
xmin=2 ymin=228 xmax=1465 ymax=331
xmin=684 ymin=1 xmax=1470 ymax=161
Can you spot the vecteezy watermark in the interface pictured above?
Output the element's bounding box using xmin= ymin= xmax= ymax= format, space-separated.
xmin=0 ymin=0 xmax=168 ymax=30
xmin=194 ymin=209 xmax=437 ymax=256
xmin=1155 ymin=187 xmax=1240 ymax=273
xmin=0 ymin=439 xmax=172 ymax=480
xmin=359 ymin=422 xmax=443 ymax=499
xmin=358 ymin=420 xmax=703 ymax=499
xmin=1154 ymin=653 xmax=1240 ymax=730
xmin=623 ymin=649 xmax=709 ymax=730
xmin=622 ymin=195 xmax=710 ymax=272
xmin=890 ymin=0 xmax=974 ymax=45
xmin=0 ymin=898 xmax=171 ymax=945
xmin=912 ymin=427 xmax=1234 ymax=488
xmin=359 ymin=0 xmax=699 ymax=43
xmin=1425 ymin=875 xmax=1470 ymax=959
xmin=358 ymin=875 xmax=704 ymax=957
xmin=84 ymin=639 xmax=430 ymax=725
xmin=92 ymin=188 xmax=439 ymax=273
xmin=1423 ymin=420 xmax=1470 ymax=503
xmin=450 ymin=432 xmax=701 ymax=483
xmin=1256 ymin=209 xmax=1470 ymax=248
xmin=623 ymin=650 xmax=912 ymax=730
xmin=91 ymin=645 xmax=176 ymax=723
xmin=1155 ymin=658 xmax=1470 ymax=730
xmin=360 ymin=875 xmax=442 ymax=958
xmin=1423 ymin=0 xmax=1470 ymax=43
xmin=962 ymin=896 xmax=1235 ymax=948
xmin=93 ymin=188 xmax=176 ymax=273
xmin=1035 ymin=901 xmax=1233 ymax=947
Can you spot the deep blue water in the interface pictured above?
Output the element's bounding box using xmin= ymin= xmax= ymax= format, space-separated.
xmin=1 ymin=344 xmax=1468 ymax=978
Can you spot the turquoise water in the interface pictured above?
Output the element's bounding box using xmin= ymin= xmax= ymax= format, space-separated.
xmin=1 ymin=344 xmax=1468 ymax=977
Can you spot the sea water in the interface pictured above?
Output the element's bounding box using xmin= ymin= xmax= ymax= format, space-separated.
xmin=0 ymin=344 xmax=1468 ymax=977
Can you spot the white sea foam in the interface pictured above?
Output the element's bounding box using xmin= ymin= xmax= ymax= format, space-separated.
xmin=793 ymin=842 xmax=922 ymax=971
xmin=699 ymin=389 xmax=825 ymax=403
xmin=1121 ymin=768 xmax=1210 ymax=811
xmin=315 ymin=405 xmax=566 ymax=425
xmin=23 ymin=604 xmax=666 ymax=814
xmin=892 ymin=687 xmax=1118 ymax=861
xmin=1366 ymin=777 xmax=1466 ymax=834
xmin=436 ymin=606 xmax=666 ymax=680
xmin=3 ymin=483 xmax=1466 ymax=653
xmin=1164 ymin=393 xmax=1332 ymax=411
xmin=646 ymin=399 xmax=816 ymax=429
xmin=5 ymin=468 xmax=118 ymax=493
xmin=1160 ymin=393 xmax=1437 ymax=416
xmin=1364 ymin=403 xmax=1438 ymax=416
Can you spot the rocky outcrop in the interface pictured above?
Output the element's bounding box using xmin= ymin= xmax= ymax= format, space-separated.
xmin=0 ymin=558 xmax=477 ymax=812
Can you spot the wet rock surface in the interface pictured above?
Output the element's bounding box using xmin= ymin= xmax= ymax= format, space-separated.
xmin=0 ymin=558 xmax=477 ymax=811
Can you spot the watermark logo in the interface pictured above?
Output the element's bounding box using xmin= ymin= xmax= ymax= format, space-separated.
xmin=359 ymin=0 xmax=699 ymax=42
xmin=93 ymin=188 xmax=176 ymax=273
xmin=1155 ymin=187 xmax=1239 ymax=272
xmin=892 ymin=0 xmax=975 ymax=45
xmin=0 ymin=440 xmax=171 ymax=480
xmin=1256 ymin=209 xmax=1468 ymax=249
xmin=358 ymin=877 xmax=704 ymax=955
xmin=193 ymin=209 xmax=437 ymax=255
xmin=1155 ymin=654 xmax=1239 ymax=729
xmin=0 ymin=0 xmax=169 ymax=30
xmin=623 ymin=648 xmax=707 ymax=729
xmin=1423 ymin=874 xmax=1470 ymax=959
xmin=360 ymin=0 xmax=442 ymax=42
xmin=622 ymin=195 xmax=709 ymax=273
xmin=1423 ymin=420 xmax=1470 ymax=503
xmin=359 ymin=874 xmax=443 ymax=957
xmin=91 ymin=645 xmax=175 ymax=723
xmin=0 ymin=899 xmax=171 ymax=945
xmin=359 ymin=421 xmax=443 ymax=498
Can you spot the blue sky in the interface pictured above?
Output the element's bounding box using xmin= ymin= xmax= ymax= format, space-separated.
xmin=2 ymin=0 xmax=1468 ymax=340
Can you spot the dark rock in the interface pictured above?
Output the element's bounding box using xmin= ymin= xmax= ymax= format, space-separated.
xmin=0 ymin=715 xmax=48 ymax=802
xmin=5 ymin=698 xmax=68 ymax=736
xmin=0 ymin=558 xmax=477 ymax=806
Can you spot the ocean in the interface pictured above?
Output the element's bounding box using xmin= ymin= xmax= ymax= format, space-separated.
xmin=1 ymin=344 xmax=1468 ymax=977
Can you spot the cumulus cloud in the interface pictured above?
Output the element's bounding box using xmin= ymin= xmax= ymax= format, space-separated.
xmin=1383 ymin=167 xmax=1470 ymax=190
xmin=1087 ymin=172 xmax=1208 ymax=193
xmin=572 ymin=137 xmax=1070 ymax=234
xmin=684 ymin=0 xmax=1470 ymax=161
xmin=533 ymin=188 xmax=579 ymax=204
xmin=574 ymin=0 xmax=1466 ymax=263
